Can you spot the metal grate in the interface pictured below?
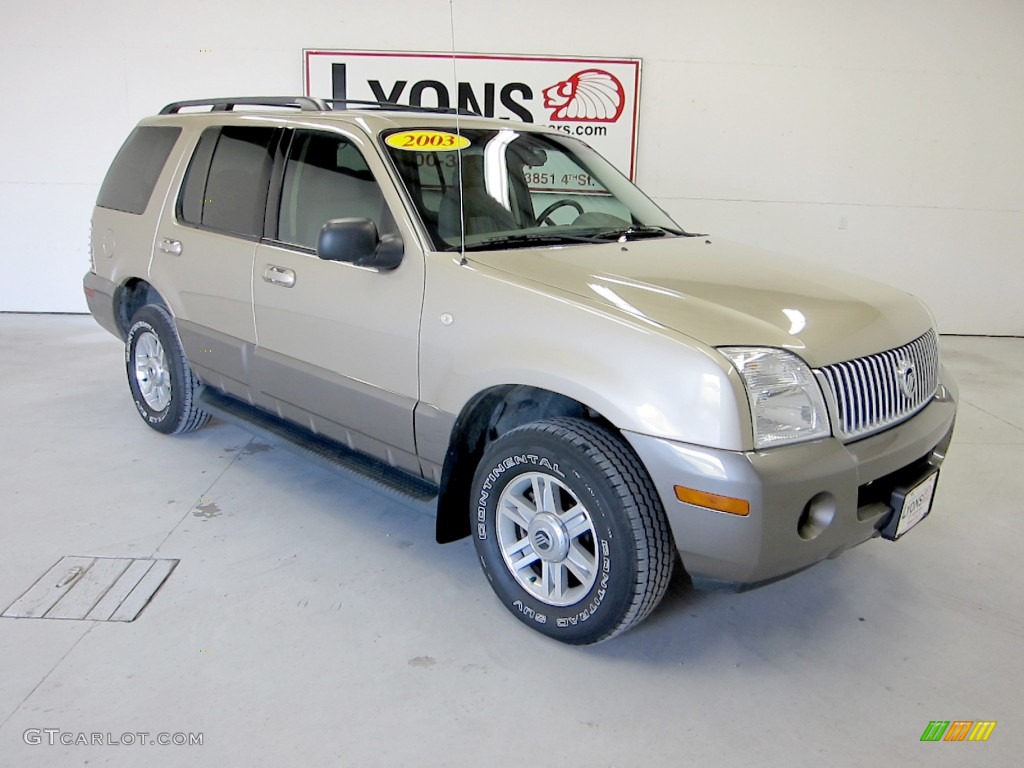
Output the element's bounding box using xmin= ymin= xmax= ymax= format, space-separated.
xmin=818 ymin=330 xmax=939 ymax=441
xmin=2 ymin=556 xmax=178 ymax=622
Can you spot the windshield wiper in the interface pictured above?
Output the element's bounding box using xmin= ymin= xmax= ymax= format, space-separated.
xmin=444 ymin=232 xmax=605 ymax=252
xmin=442 ymin=225 xmax=698 ymax=252
xmin=590 ymin=225 xmax=683 ymax=241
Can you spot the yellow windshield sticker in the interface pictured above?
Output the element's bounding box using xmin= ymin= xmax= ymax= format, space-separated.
xmin=385 ymin=130 xmax=470 ymax=152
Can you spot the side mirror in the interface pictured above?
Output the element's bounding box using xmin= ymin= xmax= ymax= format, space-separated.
xmin=316 ymin=218 xmax=404 ymax=270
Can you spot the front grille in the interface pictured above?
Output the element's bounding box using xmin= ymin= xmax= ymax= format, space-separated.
xmin=818 ymin=330 xmax=939 ymax=441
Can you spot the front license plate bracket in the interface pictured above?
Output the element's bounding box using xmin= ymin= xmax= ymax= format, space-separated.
xmin=882 ymin=468 xmax=939 ymax=541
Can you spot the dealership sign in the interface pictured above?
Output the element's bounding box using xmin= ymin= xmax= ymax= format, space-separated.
xmin=303 ymin=50 xmax=642 ymax=180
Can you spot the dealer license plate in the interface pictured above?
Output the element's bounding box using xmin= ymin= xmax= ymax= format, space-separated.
xmin=885 ymin=470 xmax=939 ymax=540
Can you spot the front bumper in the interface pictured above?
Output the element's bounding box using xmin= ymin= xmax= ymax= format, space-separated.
xmin=623 ymin=366 xmax=958 ymax=590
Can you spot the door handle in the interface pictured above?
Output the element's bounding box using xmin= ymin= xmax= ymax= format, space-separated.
xmin=262 ymin=265 xmax=296 ymax=288
xmin=159 ymin=238 xmax=182 ymax=256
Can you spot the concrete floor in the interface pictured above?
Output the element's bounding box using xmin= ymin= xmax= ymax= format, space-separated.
xmin=0 ymin=314 xmax=1021 ymax=767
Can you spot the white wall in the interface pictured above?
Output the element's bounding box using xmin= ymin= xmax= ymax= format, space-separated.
xmin=1 ymin=0 xmax=1021 ymax=334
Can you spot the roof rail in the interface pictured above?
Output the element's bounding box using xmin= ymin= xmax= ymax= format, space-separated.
xmin=322 ymin=98 xmax=480 ymax=116
xmin=159 ymin=97 xmax=329 ymax=114
xmin=158 ymin=96 xmax=480 ymax=117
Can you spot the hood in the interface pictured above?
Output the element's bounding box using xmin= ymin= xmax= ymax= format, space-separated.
xmin=469 ymin=237 xmax=933 ymax=368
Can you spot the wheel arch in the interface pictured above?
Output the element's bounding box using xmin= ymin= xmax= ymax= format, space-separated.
xmin=434 ymin=383 xmax=618 ymax=543
xmin=114 ymin=278 xmax=168 ymax=338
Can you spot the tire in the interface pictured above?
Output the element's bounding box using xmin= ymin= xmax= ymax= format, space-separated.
xmin=125 ymin=304 xmax=210 ymax=435
xmin=471 ymin=417 xmax=675 ymax=644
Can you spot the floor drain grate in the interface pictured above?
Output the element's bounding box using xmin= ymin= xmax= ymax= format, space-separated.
xmin=2 ymin=556 xmax=178 ymax=622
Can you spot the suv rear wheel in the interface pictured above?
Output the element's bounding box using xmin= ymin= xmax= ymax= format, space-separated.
xmin=125 ymin=304 xmax=210 ymax=434
xmin=471 ymin=417 xmax=675 ymax=644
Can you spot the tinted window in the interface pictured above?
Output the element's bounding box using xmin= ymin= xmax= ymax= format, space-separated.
xmin=278 ymin=131 xmax=388 ymax=250
xmin=178 ymin=126 xmax=276 ymax=238
xmin=97 ymin=126 xmax=181 ymax=215
xmin=177 ymin=128 xmax=218 ymax=226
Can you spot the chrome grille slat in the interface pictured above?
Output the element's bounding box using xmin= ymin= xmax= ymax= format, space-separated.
xmin=840 ymin=366 xmax=853 ymax=430
xmin=856 ymin=358 xmax=871 ymax=431
xmin=874 ymin=351 xmax=891 ymax=425
xmin=835 ymin=365 xmax=850 ymax=430
xmin=849 ymin=359 xmax=863 ymax=432
xmin=868 ymin=354 xmax=884 ymax=428
xmin=862 ymin=356 xmax=878 ymax=427
xmin=847 ymin=361 xmax=863 ymax=433
xmin=883 ymin=349 xmax=899 ymax=420
xmin=818 ymin=330 xmax=939 ymax=441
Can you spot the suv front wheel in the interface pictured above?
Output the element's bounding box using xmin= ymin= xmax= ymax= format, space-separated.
xmin=471 ymin=418 xmax=675 ymax=644
xmin=125 ymin=304 xmax=210 ymax=434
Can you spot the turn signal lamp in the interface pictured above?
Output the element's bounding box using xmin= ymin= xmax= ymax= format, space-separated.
xmin=674 ymin=485 xmax=750 ymax=516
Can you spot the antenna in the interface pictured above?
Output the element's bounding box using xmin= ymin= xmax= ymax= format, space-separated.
xmin=449 ymin=0 xmax=467 ymax=265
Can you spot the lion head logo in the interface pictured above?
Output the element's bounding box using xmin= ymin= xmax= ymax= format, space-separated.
xmin=542 ymin=69 xmax=626 ymax=123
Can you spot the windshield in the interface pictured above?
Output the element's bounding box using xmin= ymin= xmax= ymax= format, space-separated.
xmin=382 ymin=128 xmax=684 ymax=252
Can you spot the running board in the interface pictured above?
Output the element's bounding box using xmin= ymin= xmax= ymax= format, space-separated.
xmin=199 ymin=389 xmax=439 ymax=502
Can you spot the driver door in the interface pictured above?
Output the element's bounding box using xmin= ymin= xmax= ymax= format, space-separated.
xmin=251 ymin=128 xmax=425 ymax=474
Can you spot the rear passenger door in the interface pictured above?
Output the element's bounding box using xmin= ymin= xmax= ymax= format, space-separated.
xmin=251 ymin=128 xmax=425 ymax=474
xmin=151 ymin=124 xmax=279 ymax=399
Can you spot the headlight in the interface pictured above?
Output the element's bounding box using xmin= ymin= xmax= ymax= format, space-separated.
xmin=719 ymin=347 xmax=831 ymax=449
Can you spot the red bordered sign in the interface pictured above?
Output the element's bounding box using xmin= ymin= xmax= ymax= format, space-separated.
xmin=303 ymin=49 xmax=642 ymax=180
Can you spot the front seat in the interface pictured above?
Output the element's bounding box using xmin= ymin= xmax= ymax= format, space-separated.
xmin=438 ymin=153 xmax=517 ymax=241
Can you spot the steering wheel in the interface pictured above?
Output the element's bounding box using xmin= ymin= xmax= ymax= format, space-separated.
xmin=537 ymin=199 xmax=584 ymax=225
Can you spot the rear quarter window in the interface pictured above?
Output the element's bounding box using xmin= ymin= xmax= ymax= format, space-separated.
xmin=96 ymin=126 xmax=181 ymax=215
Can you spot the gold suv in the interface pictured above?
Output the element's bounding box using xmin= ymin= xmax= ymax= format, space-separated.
xmin=85 ymin=97 xmax=958 ymax=644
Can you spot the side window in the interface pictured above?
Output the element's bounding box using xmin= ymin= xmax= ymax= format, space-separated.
xmin=97 ymin=126 xmax=181 ymax=215
xmin=177 ymin=128 xmax=218 ymax=225
xmin=277 ymin=130 xmax=388 ymax=251
xmin=177 ymin=125 xmax=276 ymax=238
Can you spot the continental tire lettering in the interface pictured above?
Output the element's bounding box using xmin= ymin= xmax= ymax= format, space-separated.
xmin=476 ymin=482 xmax=490 ymax=538
xmin=557 ymin=539 xmax=610 ymax=627
xmin=512 ymin=600 xmax=547 ymax=624
xmin=476 ymin=454 xmax=564 ymax=539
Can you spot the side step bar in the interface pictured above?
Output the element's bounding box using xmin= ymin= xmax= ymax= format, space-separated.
xmin=199 ymin=388 xmax=439 ymax=503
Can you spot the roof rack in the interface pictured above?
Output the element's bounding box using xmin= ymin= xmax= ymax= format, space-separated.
xmin=158 ymin=96 xmax=479 ymax=117
xmin=159 ymin=97 xmax=329 ymax=114
xmin=321 ymin=98 xmax=479 ymax=116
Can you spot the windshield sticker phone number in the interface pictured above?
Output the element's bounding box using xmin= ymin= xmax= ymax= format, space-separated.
xmin=416 ymin=153 xmax=458 ymax=169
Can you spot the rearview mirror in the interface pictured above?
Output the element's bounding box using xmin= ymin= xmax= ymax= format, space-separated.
xmin=513 ymin=147 xmax=548 ymax=167
xmin=316 ymin=218 xmax=404 ymax=270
